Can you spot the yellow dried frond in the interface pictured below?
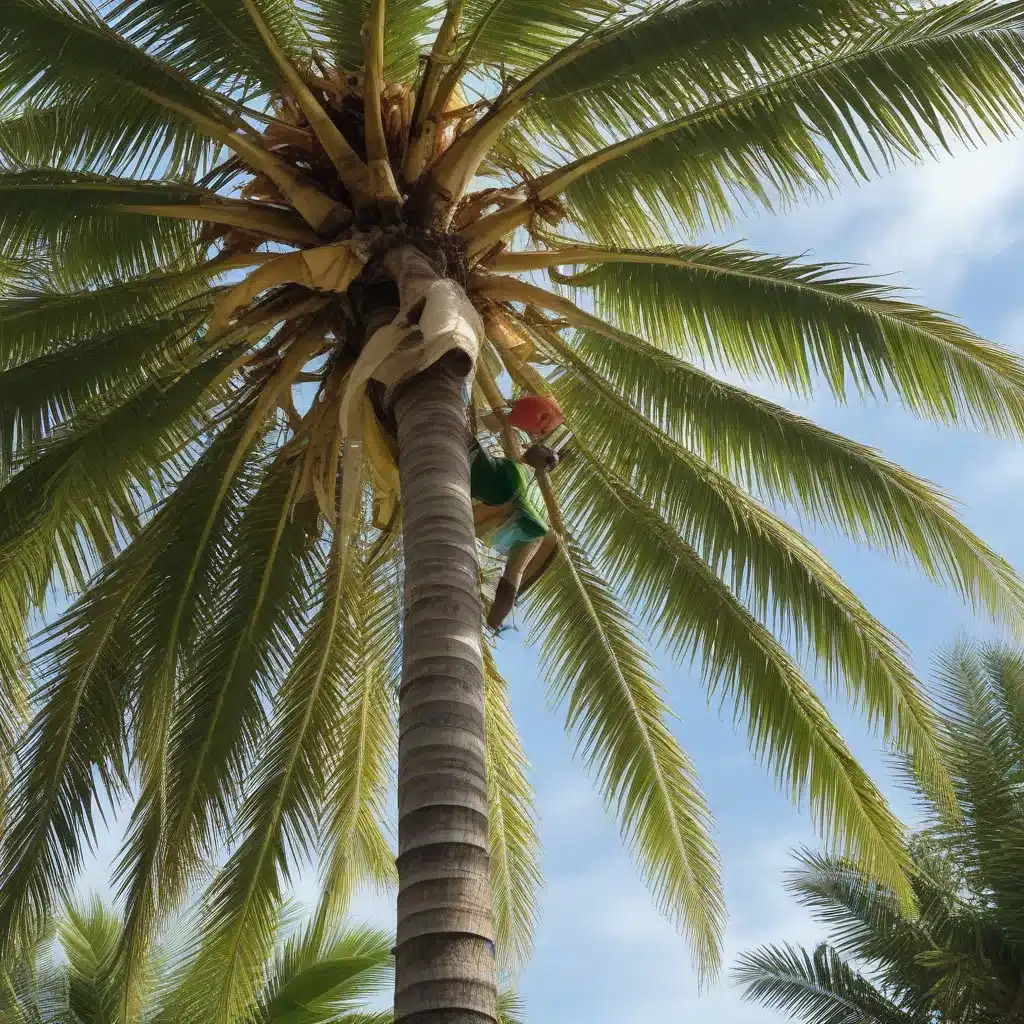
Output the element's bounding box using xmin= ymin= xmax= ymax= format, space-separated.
xmin=361 ymin=398 xmax=400 ymax=529
xmin=209 ymin=242 xmax=366 ymax=333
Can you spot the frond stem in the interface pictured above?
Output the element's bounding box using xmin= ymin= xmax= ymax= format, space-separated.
xmin=110 ymin=202 xmax=318 ymax=245
xmin=137 ymin=88 xmax=348 ymax=233
xmin=474 ymin=357 xmax=522 ymax=460
xmin=404 ymin=0 xmax=464 ymax=181
xmin=363 ymin=0 xmax=403 ymax=205
xmin=240 ymin=0 xmax=375 ymax=206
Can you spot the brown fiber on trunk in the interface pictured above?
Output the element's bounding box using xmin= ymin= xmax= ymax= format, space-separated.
xmin=392 ymin=354 xmax=497 ymax=1024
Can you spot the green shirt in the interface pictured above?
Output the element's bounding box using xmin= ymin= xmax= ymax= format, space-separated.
xmin=470 ymin=444 xmax=549 ymax=551
xmin=470 ymin=444 xmax=522 ymax=506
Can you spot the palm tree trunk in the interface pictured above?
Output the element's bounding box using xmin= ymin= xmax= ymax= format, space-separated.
xmin=392 ymin=335 xmax=496 ymax=1019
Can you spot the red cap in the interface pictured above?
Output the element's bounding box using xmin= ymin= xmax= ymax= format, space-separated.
xmin=508 ymin=394 xmax=564 ymax=436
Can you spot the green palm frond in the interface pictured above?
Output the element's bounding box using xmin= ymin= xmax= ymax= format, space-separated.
xmin=560 ymin=449 xmax=914 ymax=903
xmin=738 ymin=642 xmax=1024 ymax=1024
xmin=111 ymin=0 xmax=306 ymax=92
xmin=0 ymin=94 xmax=214 ymax=180
xmin=0 ymin=310 xmax=208 ymax=479
xmin=515 ymin=0 xmax=1024 ymax=242
xmin=313 ymin=0 xmax=441 ymax=81
xmin=523 ymin=532 xmax=724 ymax=977
xmin=0 ymin=259 xmax=222 ymax=367
xmin=148 ymin=900 xmax=288 ymax=1024
xmin=0 ymin=411 xmax=260 ymax=980
xmin=0 ymin=919 xmax=63 ymax=1023
xmin=60 ymin=897 xmax=126 ymax=1023
xmin=197 ymin=518 xmax=364 ymax=1023
xmin=0 ymin=579 xmax=27 ymax=817
xmin=0 ymin=0 xmax=239 ymax=117
xmin=528 ymin=0 xmax=898 ymax=139
xmin=0 ymin=253 xmax=42 ymax=289
xmin=0 ymin=359 xmax=242 ymax=962
xmin=456 ymin=0 xmax=625 ymax=78
xmin=543 ymin=244 xmax=1024 ymax=431
xmin=496 ymin=989 xmax=527 ymax=1024
xmin=0 ymin=567 xmax=141 ymax=962
xmin=531 ymin=319 xmax=1008 ymax=806
xmin=482 ymin=644 xmax=541 ymax=974
xmin=753 ymin=857 xmax=1005 ymax=1021
xmin=735 ymin=941 xmax=920 ymax=1024
xmin=257 ymin=920 xmax=392 ymax=1024
xmin=0 ymin=349 xmax=238 ymax=602
xmin=515 ymin=288 xmax=1024 ymax=719
xmin=115 ymin=408 xmax=277 ymax=1010
xmin=4 ymin=895 xmax=400 ymax=1024
xmin=150 ymin=455 xmax=324 ymax=961
xmin=317 ymin=537 xmax=398 ymax=925
xmin=785 ymin=848 xmax=938 ymax=994
xmin=567 ymin=324 xmax=1022 ymax=612
xmin=0 ymin=170 xmax=311 ymax=247
xmin=978 ymin=644 xmax=1024 ymax=751
xmin=548 ymin=355 xmax=954 ymax=810
xmin=930 ymin=643 xmax=1024 ymax=945
xmin=0 ymin=171 xmax=213 ymax=286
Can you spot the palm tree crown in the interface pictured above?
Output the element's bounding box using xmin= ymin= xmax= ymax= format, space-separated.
xmin=4 ymin=0 xmax=1024 ymax=1017
xmin=736 ymin=642 xmax=1024 ymax=1024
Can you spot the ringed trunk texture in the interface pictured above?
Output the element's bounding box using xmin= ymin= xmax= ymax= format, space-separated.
xmin=393 ymin=357 xmax=497 ymax=1024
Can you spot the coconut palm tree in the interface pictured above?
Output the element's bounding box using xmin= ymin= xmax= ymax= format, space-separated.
xmin=5 ymin=1 xmax=1024 ymax=1022
xmin=735 ymin=642 xmax=1024 ymax=1024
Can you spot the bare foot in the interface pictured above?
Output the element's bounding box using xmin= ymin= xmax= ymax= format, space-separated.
xmin=487 ymin=577 xmax=517 ymax=630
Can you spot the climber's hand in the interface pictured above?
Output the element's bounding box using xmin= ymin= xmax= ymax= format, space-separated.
xmin=522 ymin=443 xmax=558 ymax=473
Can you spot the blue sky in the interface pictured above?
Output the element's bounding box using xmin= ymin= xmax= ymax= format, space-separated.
xmin=489 ymin=137 xmax=1024 ymax=1023
xmin=80 ymin=136 xmax=1024 ymax=1022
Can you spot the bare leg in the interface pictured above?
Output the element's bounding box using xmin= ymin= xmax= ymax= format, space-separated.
xmin=474 ymin=500 xmax=512 ymax=534
xmin=487 ymin=537 xmax=543 ymax=630
xmin=517 ymin=532 xmax=558 ymax=597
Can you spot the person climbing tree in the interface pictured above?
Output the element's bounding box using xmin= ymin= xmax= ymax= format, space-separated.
xmin=470 ymin=437 xmax=559 ymax=629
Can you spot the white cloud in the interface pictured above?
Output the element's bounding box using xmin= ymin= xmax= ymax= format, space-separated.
xmin=858 ymin=140 xmax=1024 ymax=295
xmin=741 ymin=137 xmax=1024 ymax=304
xmin=523 ymin=833 xmax=823 ymax=1024
xmin=995 ymin=306 xmax=1024 ymax=354
xmin=962 ymin=445 xmax=1024 ymax=503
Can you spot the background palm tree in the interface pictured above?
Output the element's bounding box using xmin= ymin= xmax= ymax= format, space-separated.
xmin=735 ymin=641 xmax=1024 ymax=1024
xmin=2 ymin=896 xmax=398 ymax=1024
xmin=6 ymin=1 xmax=1024 ymax=1022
